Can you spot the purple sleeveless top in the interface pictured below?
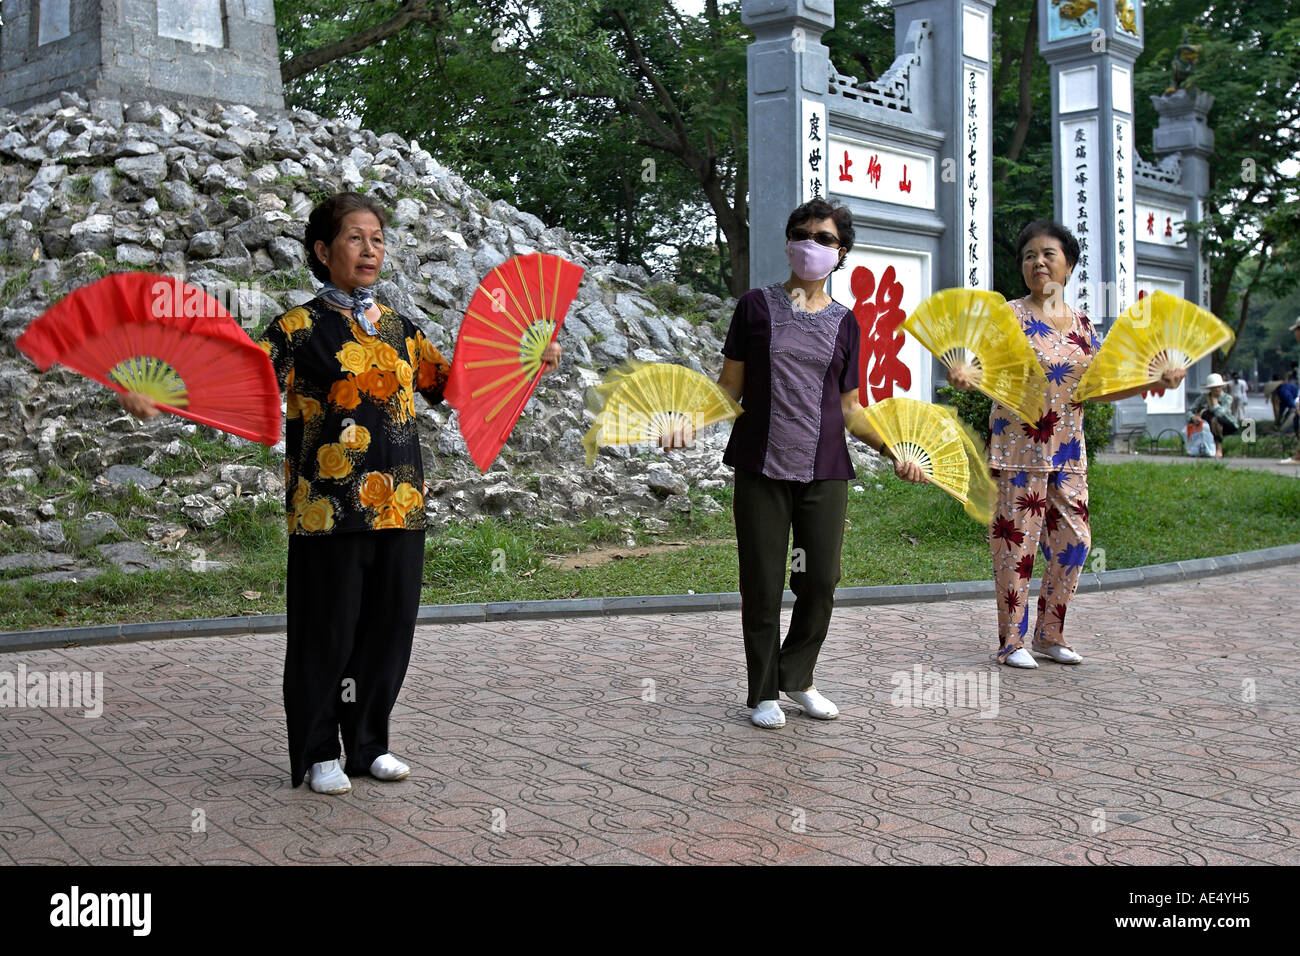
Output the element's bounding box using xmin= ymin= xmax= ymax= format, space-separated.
xmin=721 ymin=284 xmax=861 ymax=481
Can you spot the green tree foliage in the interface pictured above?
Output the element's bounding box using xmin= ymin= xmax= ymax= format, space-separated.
xmin=273 ymin=0 xmax=1299 ymax=337
xmin=276 ymin=0 xmax=746 ymax=296
xmin=1135 ymin=1 xmax=1300 ymax=370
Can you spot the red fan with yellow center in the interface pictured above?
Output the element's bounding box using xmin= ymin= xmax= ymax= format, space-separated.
xmin=446 ymin=253 xmax=585 ymax=471
xmin=16 ymin=272 xmax=281 ymax=445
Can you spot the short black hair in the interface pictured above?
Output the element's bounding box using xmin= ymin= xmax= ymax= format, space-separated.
xmin=1015 ymin=219 xmax=1080 ymax=270
xmin=304 ymin=192 xmax=389 ymax=282
xmin=785 ymin=198 xmax=855 ymax=271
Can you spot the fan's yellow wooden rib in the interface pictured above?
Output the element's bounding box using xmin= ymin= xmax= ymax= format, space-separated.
xmin=484 ymin=372 xmax=533 ymax=422
xmin=464 ymin=308 xmax=521 ymax=342
xmin=484 ymin=265 xmax=530 ymax=334
xmin=466 ymin=357 xmax=524 ymax=369
xmin=515 ymin=255 xmax=540 ymax=324
xmin=470 ymin=367 xmax=526 ymax=400
xmin=582 ymin=360 xmax=743 ymax=465
xmin=904 ymin=289 xmax=1047 ymax=424
xmin=463 ymin=335 xmax=522 ymax=353
xmin=853 ymin=397 xmax=993 ymax=524
xmin=1073 ymin=290 xmax=1233 ymax=401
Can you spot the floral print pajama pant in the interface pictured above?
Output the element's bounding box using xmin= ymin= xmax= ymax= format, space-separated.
xmin=990 ymin=469 xmax=1091 ymax=658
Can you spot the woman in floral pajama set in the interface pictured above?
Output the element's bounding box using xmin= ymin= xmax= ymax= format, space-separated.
xmin=948 ymin=220 xmax=1184 ymax=668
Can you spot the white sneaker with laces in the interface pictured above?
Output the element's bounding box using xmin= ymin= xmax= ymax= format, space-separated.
xmin=785 ymin=687 xmax=839 ymax=719
xmin=1002 ymin=648 xmax=1038 ymax=668
xmin=369 ymin=753 xmax=411 ymax=780
xmin=308 ymin=759 xmax=352 ymax=794
xmin=750 ymin=700 xmax=786 ymax=728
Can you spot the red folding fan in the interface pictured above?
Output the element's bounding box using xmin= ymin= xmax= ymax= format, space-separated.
xmin=445 ymin=253 xmax=584 ymax=471
xmin=16 ymin=272 xmax=282 ymax=445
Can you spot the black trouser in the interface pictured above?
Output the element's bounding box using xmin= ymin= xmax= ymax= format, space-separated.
xmin=1205 ymin=410 xmax=1238 ymax=441
xmin=284 ymin=529 xmax=425 ymax=786
xmin=732 ymin=467 xmax=847 ymax=708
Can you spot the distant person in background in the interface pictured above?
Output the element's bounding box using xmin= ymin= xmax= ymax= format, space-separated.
xmin=1278 ymin=328 xmax=1300 ymax=463
xmin=1229 ymin=371 xmax=1247 ymax=421
xmin=1189 ymin=373 xmax=1238 ymax=459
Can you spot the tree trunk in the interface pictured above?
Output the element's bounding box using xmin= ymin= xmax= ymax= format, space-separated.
xmin=1002 ymin=1 xmax=1039 ymax=171
xmin=280 ymin=0 xmax=447 ymax=83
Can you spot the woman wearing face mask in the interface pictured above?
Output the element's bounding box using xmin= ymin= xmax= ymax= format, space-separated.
xmin=712 ymin=199 xmax=926 ymax=728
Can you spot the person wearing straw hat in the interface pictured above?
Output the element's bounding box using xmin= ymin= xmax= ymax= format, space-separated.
xmin=1189 ymin=372 xmax=1238 ymax=459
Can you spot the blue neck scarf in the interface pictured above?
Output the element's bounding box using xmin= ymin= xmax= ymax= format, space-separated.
xmin=319 ymin=281 xmax=378 ymax=335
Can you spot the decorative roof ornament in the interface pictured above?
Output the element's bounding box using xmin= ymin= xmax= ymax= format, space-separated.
xmin=1165 ymin=28 xmax=1202 ymax=95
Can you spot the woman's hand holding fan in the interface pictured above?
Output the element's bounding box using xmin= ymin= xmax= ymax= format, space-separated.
xmin=16 ymin=272 xmax=282 ymax=444
xmin=852 ymin=397 xmax=996 ymax=524
xmin=1072 ymin=291 xmax=1231 ymax=402
xmin=904 ymin=288 xmax=1047 ymax=425
xmin=583 ymin=361 xmax=741 ymax=464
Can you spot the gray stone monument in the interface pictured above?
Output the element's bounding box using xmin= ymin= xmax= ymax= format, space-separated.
xmin=1038 ymin=0 xmax=1145 ymax=323
xmin=1131 ymin=88 xmax=1216 ymax=434
xmin=743 ymin=0 xmax=997 ymax=406
xmin=0 ymin=0 xmax=285 ymax=111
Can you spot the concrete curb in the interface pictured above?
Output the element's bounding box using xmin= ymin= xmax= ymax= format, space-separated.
xmin=4 ymin=542 xmax=1299 ymax=654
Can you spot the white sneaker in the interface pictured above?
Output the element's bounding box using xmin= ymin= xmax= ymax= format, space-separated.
xmin=750 ymin=700 xmax=786 ymax=728
xmin=369 ymin=753 xmax=411 ymax=780
xmin=308 ymin=759 xmax=352 ymax=794
xmin=785 ymin=687 xmax=839 ymax=719
xmin=1038 ymin=644 xmax=1083 ymax=664
xmin=1002 ymin=648 xmax=1038 ymax=668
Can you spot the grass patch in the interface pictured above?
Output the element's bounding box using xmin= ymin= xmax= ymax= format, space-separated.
xmin=1 ymin=463 xmax=1296 ymax=632
xmin=146 ymin=430 xmax=283 ymax=479
xmin=0 ymin=265 xmax=34 ymax=307
xmin=643 ymin=283 xmax=696 ymax=315
xmin=66 ymin=175 xmax=93 ymax=200
xmin=260 ymin=267 xmax=315 ymax=293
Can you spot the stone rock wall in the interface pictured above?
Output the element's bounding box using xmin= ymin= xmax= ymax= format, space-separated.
xmin=0 ymin=91 xmax=886 ymax=583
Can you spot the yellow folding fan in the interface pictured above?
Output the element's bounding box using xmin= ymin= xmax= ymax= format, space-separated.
xmin=582 ymin=360 xmax=743 ymax=465
xmin=854 ymin=397 xmax=995 ymax=524
xmin=1072 ymin=290 xmax=1234 ymax=401
xmin=904 ymin=288 xmax=1047 ymax=425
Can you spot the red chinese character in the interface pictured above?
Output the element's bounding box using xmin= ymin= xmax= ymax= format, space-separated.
xmin=867 ymin=155 xmax=882 ymax=189
xmin=899 ymin=164 xmax=912 ymax=193
xmin=851 ymin=265 xmax=912 ymax=404
xmin=838 ymin=150 xmax=853 ymax=182
xmin=1146 ymin=212 xmax=1155 ymax=235
xmin=1165 ymin=217 xmax=1173 ymax=237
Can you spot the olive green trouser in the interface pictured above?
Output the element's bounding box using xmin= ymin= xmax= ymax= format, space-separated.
xmin=733 ymin=467 xmax=847 ymax=708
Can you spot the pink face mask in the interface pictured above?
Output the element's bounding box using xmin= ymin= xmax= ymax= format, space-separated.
xmin=785 ymin=239 xmax=841 ymax=281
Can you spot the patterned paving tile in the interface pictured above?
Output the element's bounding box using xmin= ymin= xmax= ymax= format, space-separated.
xmin=0 ymin=564 xmax=1297 ymax=864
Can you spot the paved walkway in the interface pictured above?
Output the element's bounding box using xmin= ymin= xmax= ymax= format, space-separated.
xmin=1 ymin=564 xmax=1296 ymax=865
xmin=1097 ymin=451 xmax=1300 ymax=476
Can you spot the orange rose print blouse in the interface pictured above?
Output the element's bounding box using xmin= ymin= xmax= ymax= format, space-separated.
xmin=254 ymin=298 xmax=451 ymax=534
xmin=986 ymin=297 xmax=1101 ymax=475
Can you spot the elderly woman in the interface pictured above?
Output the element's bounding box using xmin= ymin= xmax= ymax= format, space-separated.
xmin=122 ymin=191 xmax=559 ymax=792
xmin=948 ymin=220 xmax=1183 ymax=668
xmin=1189 ymin=373 xmax=1238 ymax=459
xmin=711 ymin=198 xmax=926 ymax=728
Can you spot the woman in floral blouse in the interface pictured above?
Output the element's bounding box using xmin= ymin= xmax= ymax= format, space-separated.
xmin=122 ymin=192 xmax=559 ymax=792
xmin=948 ymin=220 xmax=1183 ymax=668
